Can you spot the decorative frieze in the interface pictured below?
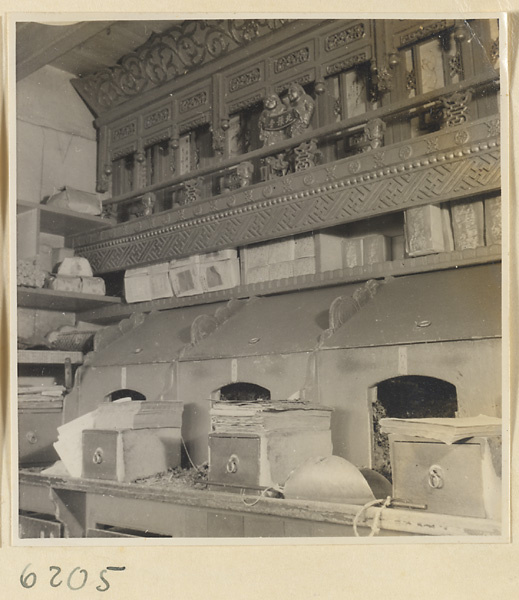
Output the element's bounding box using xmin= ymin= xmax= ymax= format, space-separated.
xmin=72 ymin=20 xmax=290 ymax=114
xmin=229 ymin=68 xmax=262 ymax=92
xmin=273 ymin=47 xmax=310 ymax=73
xmin=180 ymin=92 xmax=208 ymax=113
xmin=274 ymin=73 xmax=313 ymax=95
xmin=442 ymin=90 xmax=472 ymax=127
xmin=179 ymin=115 xmax=210 ymax=134
xmin=74 ymin=124 xmax=500 ymax=273
xmin=111 ymin=143 xmax=137 ymax=161
xmin=143 ymin=129 xmax=172 ymax=148
xmin=325 ymin=23 xmax=365 ymax=52
xmin=144 ymin=108 xmax=170 ymax=129
xmin=400 ymin=20 xmax=449 ymax=46
xmin=111 ymin=122 xmax=136 ymax=143
xmin=325 ymin=52 xmax=368 ymax=76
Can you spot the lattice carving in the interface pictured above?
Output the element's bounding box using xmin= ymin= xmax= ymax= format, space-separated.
xmin=294 ymin=139 xmax=319 ymax=171
xmin=325 ymin=23 xmax=365 ymax=51
xmin=73 ymin=20 xmax=290 ymax=114
xmin=183 ymin=177 xmax=204 ymax=205
xmin=78 ymin=143 xmax=500 ymax=273
xmin=442 ymin=90 xmax=472 ymax=127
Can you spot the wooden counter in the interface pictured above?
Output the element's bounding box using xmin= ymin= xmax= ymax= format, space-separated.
xmin=19 ymin=470 xmax=502 ymax=539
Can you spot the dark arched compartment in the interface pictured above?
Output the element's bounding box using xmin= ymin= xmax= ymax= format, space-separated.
xmin=371 ymin=376 xmax=458 ymax=481
xmin=217 ymin=382 xmax=271 ymax=403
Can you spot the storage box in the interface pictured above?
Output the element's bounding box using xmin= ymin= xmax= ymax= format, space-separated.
xmin=149 ymin=262 xmax=174 ymax=300
xmin=390 ymin=435 xmax=501 ymax=520
xmin=124 ymin=267 xmax=152 ymax=303
xmin=209 ymin=430 xmax=333 ymax=489
xmin=484 ymin=195 xmax=501 ymax=246
xmin=82 ymin=428 xmax=182 ymax=483
xmin=199 ymin=258 xmax=240 ymax=292
xmin=451 ymin=199 xmax=485 ymax=250
xmin=315 ymin=231 xmax=344 ymax=272
xmin=19 ymin=399 xmax=63 ymax=466
xmin=168 ymin=263 xmax=204 ymax=297
xmin=404 ymin=204 xmax=446 ymax=256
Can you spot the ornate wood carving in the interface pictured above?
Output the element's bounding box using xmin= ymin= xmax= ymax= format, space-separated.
xmin=273 ymin=47 xmax=310 ymax=73
xmin=229 ymin=68 xmax=262 ymax=92
xmin=111 ymin=122 xmax=136 ymax=142
xmin=143 ymin=108 xmax=170 ymax=129
xmin=294 ymin=139 xmax=319 ymax=171
xmin=180 ymin=91 xmax=208 ymax=113
xmin=274 ymin=73 xmax=313 ymax=95
xmin=325 ymin=23 xmax=365 ymax=52
xmin=442 ymin=90 xmax=472 ymax=127
xmin=111 ymin=143 xmax=137 ymax=161
xmin=179 ymin=115 xmax=210 ymax=135
xmin=74 ymin=127 xmax=500 ymax=273
xmin=399 ymin=20 xmax=449 ymax=46
xmin=325 ymin=52 xmax=369 ymax=76
xmin=229 ymin=93 xmax=263 ymax=114
xmin=72 ymin=20 xmax=290 ymax=115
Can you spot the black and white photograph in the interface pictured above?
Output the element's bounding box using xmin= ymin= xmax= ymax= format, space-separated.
xmin=11 ymin=15 xmax=508 ymax=543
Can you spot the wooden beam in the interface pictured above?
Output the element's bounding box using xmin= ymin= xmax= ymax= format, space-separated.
xmin=16 ymin=21 xmax=115 ymax=81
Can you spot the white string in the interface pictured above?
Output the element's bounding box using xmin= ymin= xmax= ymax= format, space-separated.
xmin=353 ymin=496 xmax=392 ymax=537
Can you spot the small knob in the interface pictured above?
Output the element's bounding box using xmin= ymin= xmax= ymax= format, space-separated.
xmin=26 ymin=431 xmax=37 ymax=444
xmin=428 ymin=464 xmax=444 ymax=489
xmin=226 ymin=454 xmax=239 ymax=474
xmin=93 ymin=448 xmax=104 ymax=465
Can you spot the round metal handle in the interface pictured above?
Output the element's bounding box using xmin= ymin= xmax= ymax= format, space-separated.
xmin=26 ymin=431 xmax=37 ymax=445
xmin=226 ymin=454 xmax=239 ymax=474
xmin=428 ymin=464 xmax=444 ymax=489
xmin=92 ymin=448 xmax=104 ymax=465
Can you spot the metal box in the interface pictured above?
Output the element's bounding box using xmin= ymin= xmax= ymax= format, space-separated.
xmin=19 ymin=400 xmax=62 ymax=466
xmin=82 ymin=428 xmax=181 ymax=483
xmin=390 ymin=436 xmax=501 ymax=519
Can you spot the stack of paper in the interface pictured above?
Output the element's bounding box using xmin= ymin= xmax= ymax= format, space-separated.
xmin=379 ymin=415 xmax=502 ymax=444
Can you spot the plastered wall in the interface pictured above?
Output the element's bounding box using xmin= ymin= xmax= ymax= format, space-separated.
xmin=16 ymin=64 xmax=97 ymax=203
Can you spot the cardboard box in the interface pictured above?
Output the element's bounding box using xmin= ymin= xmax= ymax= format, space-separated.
xmin=451 ymin=200 xmax=485 ymax=250
xmin=404 ymin=204 xmax=446 ymax=256
xmin=168 ymin=263 xmax=204 ymax=297
xmin=124 ymin=267 xmax=152 ymax=303
xmin=149 ymin=262 xmax=174 ymax=299
xmin=484 ymin=196 xmax=501 ymax=246
xmin=315 ymin=231 xmax=344 ymax=272
xmin=199 ymin=258 xmax=240 ymax=292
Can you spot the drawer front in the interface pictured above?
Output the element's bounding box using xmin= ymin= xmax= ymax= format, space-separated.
xmin=18 ymin=411 xmax=61 ymax=465
xmin=82 ymin=430 xmax=118 ymax=480
xmin=392 ymin=441 xmax=485 ymax=518
xmin=209 ymin=435 xmax=260 ymax=487
xmin=19 ymin=514 xmax=63 ymax=539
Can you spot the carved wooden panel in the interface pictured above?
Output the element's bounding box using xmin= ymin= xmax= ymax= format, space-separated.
xmin=73 ymin=119 xmax=500 ymax=274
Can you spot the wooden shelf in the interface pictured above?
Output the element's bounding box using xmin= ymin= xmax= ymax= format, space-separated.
xmin=18 ymin=350 xmax=84 ymax=365
xmin=18 ymin=287 xmax=122 ymax=312
xmin=17 ymin=200 xmax=115 ymax=237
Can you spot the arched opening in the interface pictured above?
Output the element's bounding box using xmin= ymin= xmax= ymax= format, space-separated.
xmin=217 ymin=382 xmax=271 ymax=403
xmin=371 ymin=376 xmax=458 ymax=480
xmin=104 ymin=389 xmax=147 ymax=402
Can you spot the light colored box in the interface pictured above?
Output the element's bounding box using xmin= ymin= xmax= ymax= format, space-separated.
xmin=294 ymin=234 xmax=315 ymax=259
xmin=315 ymin=231 xmax=344 ymax=272
xmin=484 ymin=195 xmax=501 ymax=246
xmin=149 ymin=262 xmax=174 ymax=300
xmin=268 ymin=238 xmax=295 ymax=263
xmin=200 ymin=258 xmax=240 ymax=292
xmin=47 ymin=275 xmax=82 ymax=293
xmin=200 ymin=249 xmax=238 ymax=262
xmin=362 ymin=234 xmax=391 ymax=265
xmin=450 ymin=199 xmax=485 ymax=250
xmin=246 ymin=266 xmax=269 ymax=284
xmin=168 ymin=264 xmax=204 ymax=297
xmin=343 ymin=237 xmax=364 ymax=268
xmin=36 ymin=244 xmax=53 ymax=272
xmin=404 ymin=204 xmax=446 ymax=257
xmin=124 ymin=267 xmax=152 ymax=303
xmin=269 ymin=260 xmax=294 ymax=280
xmin=243 ymin=243 xmax=270 ymax=269
xmin=169 ymin=254 xmax=201 ymax=268
xmin=81 ymin=276 xmax=106 ymax=296
xmin=293 ymin=256 xmax=316 ymax=277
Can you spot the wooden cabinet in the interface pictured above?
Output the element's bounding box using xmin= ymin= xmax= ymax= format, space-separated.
xmin=18 ymin=400 xmax=63 ymax=466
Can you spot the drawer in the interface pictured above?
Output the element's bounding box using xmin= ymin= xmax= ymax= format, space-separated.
xmin=18 ymin=407 xmax=62 ymax=465
xmin=209 ymin=434 xmax=261 ymax=487
xmin=19 ymin=513 xmax=63 ymax=539
xmin=391 ymin=438 xmax=500 ymax=519
xmin=82 ymin=428 xmax=181 ymax=483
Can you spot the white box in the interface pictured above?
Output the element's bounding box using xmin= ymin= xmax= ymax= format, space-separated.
xmin=246 ymin=266 xmax=269 ymax=284
xmin=268 ymin=238 xmax=295 ymax=263
xmin=294 ymin=234 xmax=315 ymax=259
xmin=199 ymin=258 xmax=240 ymax=292
xmin=315 ymin=231 xmax=344 ymax=272
xmin=168 ymin=264 xmax=204 ymax=297
xmin=149 ymin=263 xmax=174 ymax=299
xmin=124 ymin=267 xmax=152 ymax=303
xmin=200 ymin=249 xmax=238 ymax=262
xmin=405 ymin=204 xmax=446 ymax=256
xmin=243 ymin=243 xmax=270 ymax=269
xmin=293 ymin=256 xmax=316 ymax=277
xmin=451 ymin=200 xmax=485 ymax=250
xmin=269 ymin=260 xmax=294 ymax=280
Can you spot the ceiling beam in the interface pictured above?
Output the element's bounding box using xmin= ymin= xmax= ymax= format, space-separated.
xmin=16 ymin=21 xmax=115 ymax=81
